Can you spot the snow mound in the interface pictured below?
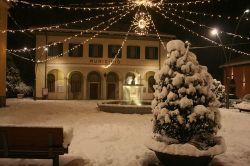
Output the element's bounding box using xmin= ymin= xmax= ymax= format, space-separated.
xmin=145 ymin=136 xmax=226 ymax=157
xmin=63 ymin=127 xmax=74 ymax=148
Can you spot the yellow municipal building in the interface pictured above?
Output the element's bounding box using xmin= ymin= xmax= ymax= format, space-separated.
xmin=35 ymin=29 xmax=175 ymax=100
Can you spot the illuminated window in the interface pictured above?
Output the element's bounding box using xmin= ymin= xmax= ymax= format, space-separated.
xmin=69 ymin=43 xmax=83 ymax=57
xmin=145 ymin=47 xmax=158 ymax=59
xmin=108 ymin=45 xmax=122 ymax=58
xmin=89 ymin=44 xmax=103 ymax=58
xmin=127 ymin=46 xmax=140 ymax=59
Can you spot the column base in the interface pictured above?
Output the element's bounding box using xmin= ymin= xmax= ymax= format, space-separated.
xmin=0 ymin=96 xmax=6 ymax=108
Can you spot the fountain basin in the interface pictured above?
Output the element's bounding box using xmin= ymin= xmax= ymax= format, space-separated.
xmin=97 ymin=100 xmax=152 ymax=114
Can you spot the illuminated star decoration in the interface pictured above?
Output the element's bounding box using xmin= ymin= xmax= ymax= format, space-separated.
xmin=129 ymin=0 xmax=163 ymax=7
xmin=132 ymin=12 xmax=151 ymax=35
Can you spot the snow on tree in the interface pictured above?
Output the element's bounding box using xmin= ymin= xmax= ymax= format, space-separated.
xmin=6 ymin=66 xmax=22 ymax=97
xmin=211 ymin=79 xmax=225 ymax=104
xmin=151 ymin=40 xmax=221 ymax=150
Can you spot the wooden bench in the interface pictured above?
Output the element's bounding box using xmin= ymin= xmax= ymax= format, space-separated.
xmin=0 ymin=126 xmax=69 ymax=166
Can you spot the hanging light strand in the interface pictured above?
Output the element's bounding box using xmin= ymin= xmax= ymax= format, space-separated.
xmin=38 ymin=8 xmax=135 ymax=63
xmin=2 ymin=7 xmax=127 ymax=34
xmin=103 ymin=7 xmax=141 ymax=69
xmin=7 ymin=9 xmax=132 ymax=53
xmin=155 ymin=8 xmax=250 ymax=57
xmin=7 ymin=0 xmax=130 ymax=11
xmin=158 ymin=6 xmax=250 ymax=41
xmin=145 ymin=6 xmax=166 ymax=50
xmin=8 ymin=52 xmax=35 ymax=62
xmin=166 ymin=6 xmax=249 ymax=21
xmin=161 ymin=0 xmax=219 ymax=6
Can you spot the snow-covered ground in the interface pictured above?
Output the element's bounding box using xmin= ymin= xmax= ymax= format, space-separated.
xmin=0 ymin=99 xmax=249 ymax=166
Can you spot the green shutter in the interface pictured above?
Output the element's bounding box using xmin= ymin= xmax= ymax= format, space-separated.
xmin=89 ymin=44 xmax=93 ymax=57
xmin=155 ymin=47 xmax=158 ymax=59
xmin=99 ymin=45 xmax=103 ymax=57
xmin=137 ymin=46 xmax=140 ymax=59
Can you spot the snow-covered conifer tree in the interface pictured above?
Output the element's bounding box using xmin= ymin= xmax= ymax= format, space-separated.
xmin=151 ymin=40 xmax=221 ymax=150
xmin=211 ymin=79 xmax=225 ymax=104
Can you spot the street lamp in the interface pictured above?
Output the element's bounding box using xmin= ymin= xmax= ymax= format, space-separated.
xmin=210 ymin=28 xmax=230 ymax=108
xmin=210 ymin=28 xmax=227 ymax=62
xmin=229 ymin=9 xmax=249 ymax=61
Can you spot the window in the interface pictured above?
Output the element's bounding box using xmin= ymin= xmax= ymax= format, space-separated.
xmin=69 ymin=43 xmax=83 ymax=57
xmin=89 ymin=44 xmax=103 ymax=58
xmin=148 ymin=76 xmax=155 ymax=93
xmin=127 ymin=46 xmax=140 ymax=59
xmin=108 ymin=45 xmax=122 ymax=58
xmin=145 ymin=47 xmax=158 ymax=59
xmin=48 ymin=43 xmax=63 ymax=56
xmin=47 ymin=74 xmax=55 ymax=92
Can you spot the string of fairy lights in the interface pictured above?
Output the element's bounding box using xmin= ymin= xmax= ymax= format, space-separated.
xmin=11 ymin=8 xmax=134 ymax=63
xmin=159 ymin=6 xmax=250 ymax=41
xmin=1 ymin=7 xmax=128 ymax=34
xmin=154 ymin=8 xmax=250 ymax=56
xmin=7 ymin=8 xmax=130 ymax=53
xmin=145 ymin=6 xmax=166 ymax=50
xmin=5 ymin=0 xmax=250 ymax=68
xmin=103 ymin=8 xmax=141 ymax=69
xmin=166 ymin=7 xmax=249 ymax=21
xmin=161 ymin=0 xmax=220 ymax=6
xmin=7 ymin=0 xmax=129 ymax=11
xmin=39 ymin=9 xmax=134 ymax=64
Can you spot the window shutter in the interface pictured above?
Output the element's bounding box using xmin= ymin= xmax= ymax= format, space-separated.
xmin=98 ymin=45 xmax=103 ymax=57
xmin=155 ymin=47 xmax=158 ymax=59
xmin=89 ymin=44 xmax=93 ymax=57
xmin=137 ymin=46 xmax=140 ymax=59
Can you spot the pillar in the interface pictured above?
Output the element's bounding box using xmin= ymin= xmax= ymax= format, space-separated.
xmin=0 ymin=0 xmax=9 ymax=108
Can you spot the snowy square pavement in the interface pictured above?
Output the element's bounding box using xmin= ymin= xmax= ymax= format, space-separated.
xmin=0 ymin=99 xmax=249 ymax=166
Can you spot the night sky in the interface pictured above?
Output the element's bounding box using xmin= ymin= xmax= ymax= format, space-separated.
xmin=6 ymin=0 xmax=250 ymax=85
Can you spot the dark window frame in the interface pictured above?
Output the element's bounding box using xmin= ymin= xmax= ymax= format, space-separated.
xmin=108 ymin=45 xmax=122 ymax=58
xmin=127 ymin=46 xmax=140 ymax=59
xmin=68 ymin=43 xmax=83 ymax=57
xmin=145 ymin=47 xmax=158 ymax=60
xmin=48 ymin=42 xmax=63 ymax=57
xmin=89 ymin=44 xmax=103 ymax=58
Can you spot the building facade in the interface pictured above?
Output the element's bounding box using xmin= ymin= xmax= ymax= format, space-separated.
xmin=220 ymin=56 xmax=250 ymax=98
xmin=35 ymin=30 xmax=175 ymax=100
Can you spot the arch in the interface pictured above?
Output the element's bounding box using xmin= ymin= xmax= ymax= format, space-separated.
xmin=68 ymin=71 xmax=83 ymax=100
xmin=87 ymin=71 xmax=101 ymax=99
xmin=47 ymin=69 xmax=64 ymax=92
xmin=148 ymin=76 xmax=156 ymax=93
xmin=125 ymin=72 xmax=136 ymax=85
xmin=145 ymin=71 xmax=155 ymax=93
xmin=106 ymin=72 xmax=119 ymax=99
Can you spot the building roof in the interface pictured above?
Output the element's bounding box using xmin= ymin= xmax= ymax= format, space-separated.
xmin=220 ymin=55 xmax=250 ymax=68
xmin=35 ymin=28 xmax=176 ymax=42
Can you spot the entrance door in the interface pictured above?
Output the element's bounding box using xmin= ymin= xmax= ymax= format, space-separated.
xmin=90 ymin=83 xmax=99 ymax=99
xmin=107 ymin=83 xmax=116 ymax=99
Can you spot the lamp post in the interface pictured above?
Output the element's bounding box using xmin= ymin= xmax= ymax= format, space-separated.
xmin=210 ymin=28 xmax=230 ymax=108
xmin=229 ymin=9 xmax=249 ymax=61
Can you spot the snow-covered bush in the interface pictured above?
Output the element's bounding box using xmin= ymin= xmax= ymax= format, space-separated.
xmin=6 ymin=66 xmax=22 ymax=97
xmin=211 ymin=79 xmax=225 ymax=104
xmin=15 ymin=82 xmax=32 ymax=96
xmin=151 ymin=40 xmax=221 ymax=150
